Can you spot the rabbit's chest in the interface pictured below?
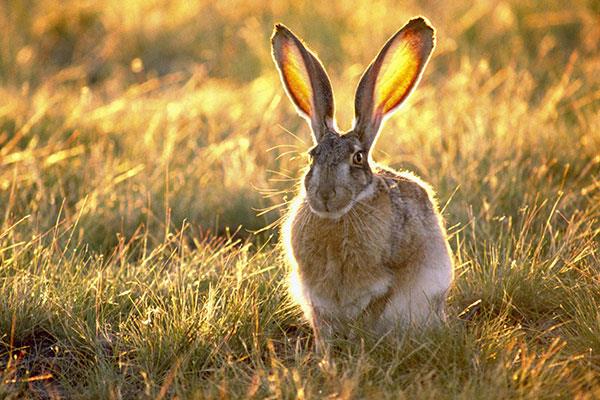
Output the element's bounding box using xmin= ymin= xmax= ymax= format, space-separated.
xmin=290 ymin=201 xmax=393 ymax=317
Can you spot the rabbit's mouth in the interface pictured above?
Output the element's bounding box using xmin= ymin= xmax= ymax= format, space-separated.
xmin=307 ymin=181 xmax=377 ymax=220
xmin=306 ymin=184 xmax=354 ymax=219
xmin=308 ymin=201 xmax=355 ymax=220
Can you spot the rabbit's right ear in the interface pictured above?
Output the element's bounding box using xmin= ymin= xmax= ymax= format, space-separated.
xmin=271 ymin=24 xmax=335 ymax=143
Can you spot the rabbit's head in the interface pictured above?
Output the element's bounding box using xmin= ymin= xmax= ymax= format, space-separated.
xmin=272 ymin=18 xmax=435 ymax=219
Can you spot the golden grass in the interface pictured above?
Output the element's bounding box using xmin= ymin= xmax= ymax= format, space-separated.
xmin=0 ymin=0 xmax=598 ymax=398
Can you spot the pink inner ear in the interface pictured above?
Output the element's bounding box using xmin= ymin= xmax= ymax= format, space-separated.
xmin=279 ymin=40 xmax=314 ymax=117
xmin=373 ymin=35 xmax=426 ymax=117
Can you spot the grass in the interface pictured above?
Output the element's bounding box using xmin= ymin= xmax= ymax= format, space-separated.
xmin=0 ymin=0 xmax=599 ymax=398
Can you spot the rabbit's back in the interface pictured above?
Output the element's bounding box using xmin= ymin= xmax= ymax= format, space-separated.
xmin=374 ymin=167 xmax=453 ymax=328
xmin=375 ymin=167 xmax=446 ymax=269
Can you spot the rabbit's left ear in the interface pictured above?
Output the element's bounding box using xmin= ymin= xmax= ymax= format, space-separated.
xmin=354 ymin=17 xmax=435 ymax=151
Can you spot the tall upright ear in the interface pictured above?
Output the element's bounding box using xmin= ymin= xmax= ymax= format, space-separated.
xmin=271 ymin=24 xmax=335 ymax=143
xmin=354 ymin=17 xmax=435 ymax=151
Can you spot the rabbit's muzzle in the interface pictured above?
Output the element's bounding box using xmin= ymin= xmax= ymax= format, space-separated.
xmin=306 ymin=163 xmax=354 ymax=218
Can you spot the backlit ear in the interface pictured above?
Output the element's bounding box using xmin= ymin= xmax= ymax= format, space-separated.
xmin=354 ymin=17 xmax=435 ymax=150
xmin=271 ymin=24 xmax=335 ymax=143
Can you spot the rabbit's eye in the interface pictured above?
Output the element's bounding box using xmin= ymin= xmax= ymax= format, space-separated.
xmin=352 ymin=151 xmax=365 ymax=166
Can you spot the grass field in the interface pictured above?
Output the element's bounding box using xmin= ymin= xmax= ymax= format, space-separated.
xmin=0 ymin=0 xmax=599 ymax=398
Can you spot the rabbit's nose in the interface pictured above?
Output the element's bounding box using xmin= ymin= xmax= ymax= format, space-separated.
xmin=318 ymin=188 xmax=336 ymax=204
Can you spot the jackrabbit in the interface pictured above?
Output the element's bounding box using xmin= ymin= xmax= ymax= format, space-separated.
xmin=272 ymin=17 xmax=453 ymax=342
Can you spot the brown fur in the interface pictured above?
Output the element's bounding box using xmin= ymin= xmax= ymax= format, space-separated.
xmin=285 ymin=166 xmax=451 ymax=338
xmin=273 ymin=18 xmax=453 ymax=343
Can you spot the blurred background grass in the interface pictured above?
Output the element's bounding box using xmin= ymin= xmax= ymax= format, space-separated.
xmin=0 ymin=0 xmax=599 ymax=398
xmin=1 ymin=0 xmax=598 ymax=250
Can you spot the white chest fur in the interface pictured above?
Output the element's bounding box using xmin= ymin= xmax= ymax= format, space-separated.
xmin=288 ymin=208 xmax=394 ymax=321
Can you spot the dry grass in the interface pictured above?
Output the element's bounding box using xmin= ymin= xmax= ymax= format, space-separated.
xmin=0 ymin=0 xmax=599 ymax=398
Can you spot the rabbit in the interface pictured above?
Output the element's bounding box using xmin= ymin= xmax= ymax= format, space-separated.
xmin=271 ymin=17 xmax=454 ymax=344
